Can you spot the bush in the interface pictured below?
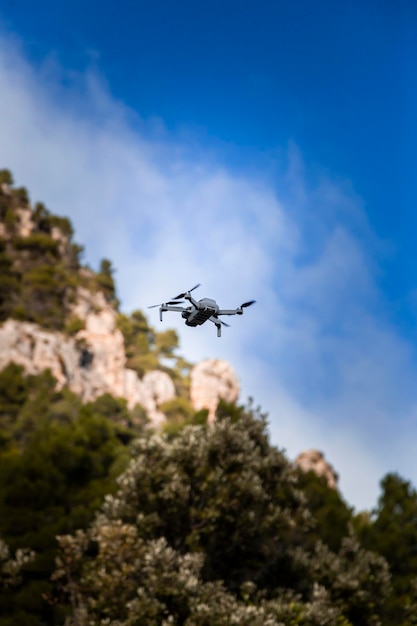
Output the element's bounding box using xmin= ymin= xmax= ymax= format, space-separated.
xmin=0 ymin=367 xmax=139 ymax=625
xmin=0 ymin=170 xmax=13 ymax=186
xmin=64 ymin=316 xmax=85 ymax=335
xmin=54 ymin=408 xmax=390 ymax=626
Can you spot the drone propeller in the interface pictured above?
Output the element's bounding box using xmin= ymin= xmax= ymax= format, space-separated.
xmin=147 ymin=300 xmax=184 ymax=309
xmin=173 ymin=283 xmax=201 ymax=299
xmin=210 ymin=315 xmax=230 ymax=328
xmin=240 ymin=300 xmax=256 ymax=308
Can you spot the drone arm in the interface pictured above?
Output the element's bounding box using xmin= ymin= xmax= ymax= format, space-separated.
xmin=217 ymin=308 xmax=240 ymax=316
xmin=185 ymin=294 xmax=199 ymax=307
xmin=218 ymin=301 xmax=256 ymax=316
xmin=159 ymin=305 xmax=187 ymax=321
xmin=161 ymin=306 xmax=187 ymax=313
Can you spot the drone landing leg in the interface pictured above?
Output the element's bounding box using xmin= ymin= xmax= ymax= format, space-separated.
xmin=216 ymin=324 xmax=221 ymax=337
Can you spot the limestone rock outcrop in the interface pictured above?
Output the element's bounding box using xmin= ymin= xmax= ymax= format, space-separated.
xmin=190 ymin=358 xmax=240 ymax=423
xmin=15 ymin=207 xmax=35 ymax=237
xmin=0 ymin=314 xmax=175 ymax=427
xmin=0 ymin=288 xmax=240 ymax=428
xmin=294 ymin=449 xmax=339 ymax=489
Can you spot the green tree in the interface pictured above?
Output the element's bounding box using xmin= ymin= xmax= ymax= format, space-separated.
xmin=0 ymin=537 xmax=33 ymax=590
xmin=55 ymin=407 xmax=390 ymax=626
xmin=19 ymin=263 xmax=69 ymax=329
xmin=97 ymin=258 xmax=118 ymax=304
xmin=0 ymin=367 xmax=139 ymax=626
xmin=0 ymin=364 xmax=29 ymax=435
xmin=296 ymin=469 xmax=353 ymax=551
xmin=117 ymin=309 xmax=159 ymax=375
xmin=0 ymin=170 xmax=13 ymax=186
xmin=155 ymin=328 xmax=179 ymax=358
xmin=0 ymin=245 xmax=18 ymax=321
xmin=359 ymin=473 xmax=417 ymax=625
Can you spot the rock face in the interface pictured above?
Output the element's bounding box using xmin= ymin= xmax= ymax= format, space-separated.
xmin=294 ymin=449 xmax=339 ymax=489
xmin=0 ymin=290 xmax=176 ymax=427
xmin=15 ymin=207 xmax=35 ymax=237
xmin=190 ymin=358 xmax=240 ymax=423
xmin=0 ymin=285 xmax=241 ymax=428
xmin=0 ymin=184 xmax=241 ymax=429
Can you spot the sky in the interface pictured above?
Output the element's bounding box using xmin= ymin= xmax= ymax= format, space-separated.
xmin=0 ymin=0 xmax=417 ymax=510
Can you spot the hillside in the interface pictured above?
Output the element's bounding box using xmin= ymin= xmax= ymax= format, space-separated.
xmin=0 ymin=169 xmax=241 ymax=429
xmin=1 ymin=169 xmax=417 ymax=626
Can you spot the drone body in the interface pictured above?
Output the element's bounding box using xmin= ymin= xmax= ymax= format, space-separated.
xmin=148 ymin=285 xmax=255 ymax=337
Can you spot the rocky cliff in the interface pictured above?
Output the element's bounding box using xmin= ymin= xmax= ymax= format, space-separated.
xmin=0 ymin=173 xmax=242 ymax=426
xmin=0 ymin=302 xmax=240 ymax=427
xmin=0 ymin=313 xmax=172 ymax=426
xmin=190 ymin=359 xmax=240 ymax=423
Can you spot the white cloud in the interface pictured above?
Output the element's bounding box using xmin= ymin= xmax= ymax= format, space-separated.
xmin=1 ymin=31 xmax=416 ymax=510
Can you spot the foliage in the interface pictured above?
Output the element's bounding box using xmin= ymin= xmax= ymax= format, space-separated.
xmin=97 ymin=258 xmax=118 ymax=306
xmin=13 ymin=186 xmax=30 ymax=206
xmin=0 ymin=365 xmax=141 ymax=626
xmin=216 ymin=397 xmax=247 ymax=423
xmin=358 ymin=473 xmax=417 ymax=625
xmin=161 ymin=398 xmax=208 ymax=438
xmin=117 ymin=310 xmax=187 ymax=386
xmin=0 ymin=172 xmax=118 ymax=330
xmin=160 ymin=397 xmax=194 ymax=422
xmin=0 ymin=170 xmax=13 ymax=186
xmin=64 ymin=316 xmax=85 ymax=335
xmin=296 ymin=469 xmax=353 ymax=551
xmin=0 ymin=241 xmax=19 ymax=320
xmin=55 ymin=525 xmax=354 ymax=626
xmin=117 ymin=310 xmax=158 ymax=376
xmin=0 ymin=363 xmax=29 ymax=434
xmin=0 ymin=537 xmax=34 ymax=590
xmin=155 ymin=328 xmax=179 ymax=357
xmin=19 ymin=263 xmax=71 ymax=329
xmin=55 ymin=407 xmax=390 ymax=626
xmin=0 ymin=180 xmax=80 ymax=328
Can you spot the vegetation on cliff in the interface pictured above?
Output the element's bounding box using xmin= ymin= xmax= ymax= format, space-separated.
xmin=0 ymin=169 xmax=85 ymax=329
xmin=0 ymin=169 xmax=187 ymax=382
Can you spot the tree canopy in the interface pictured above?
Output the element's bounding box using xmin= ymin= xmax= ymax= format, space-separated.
xmin=0 ymin=364 xmax=141 ymax=625
xmin=54 ymin=408 xmax=391 ymax=626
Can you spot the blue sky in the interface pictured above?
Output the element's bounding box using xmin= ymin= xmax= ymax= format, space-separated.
xmin=1 ymin=0 xmax=417 ymax=510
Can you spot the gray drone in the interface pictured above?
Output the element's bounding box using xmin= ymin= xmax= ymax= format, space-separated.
xmin=148 ymin=284 xmax=256 ymax=337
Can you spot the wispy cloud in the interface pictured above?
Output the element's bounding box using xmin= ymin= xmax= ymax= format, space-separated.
xmin=1 ymin=30 xmax=416 ymax=510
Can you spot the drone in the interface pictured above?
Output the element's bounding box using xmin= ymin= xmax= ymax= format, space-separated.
xmin=148 ymin=284 xmax=256 ymax=337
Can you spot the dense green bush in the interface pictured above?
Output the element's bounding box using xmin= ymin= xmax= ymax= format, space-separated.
xmin=0 ymin=170 xmax=13 ymax=186
xmin=296 ymin=469 xmax=353 ymax=552
xmin=358 ymin=473 xmax=417 ymax=625
xmin=0 ymin=537 xmax=34 ymax=590
xmin=0 ymin=365 xmax=143 ymax=626
xmin=54 ymin=407 xmax=390 ymax=626
xmin=96 ymin=258 xmax=118 ymax=305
